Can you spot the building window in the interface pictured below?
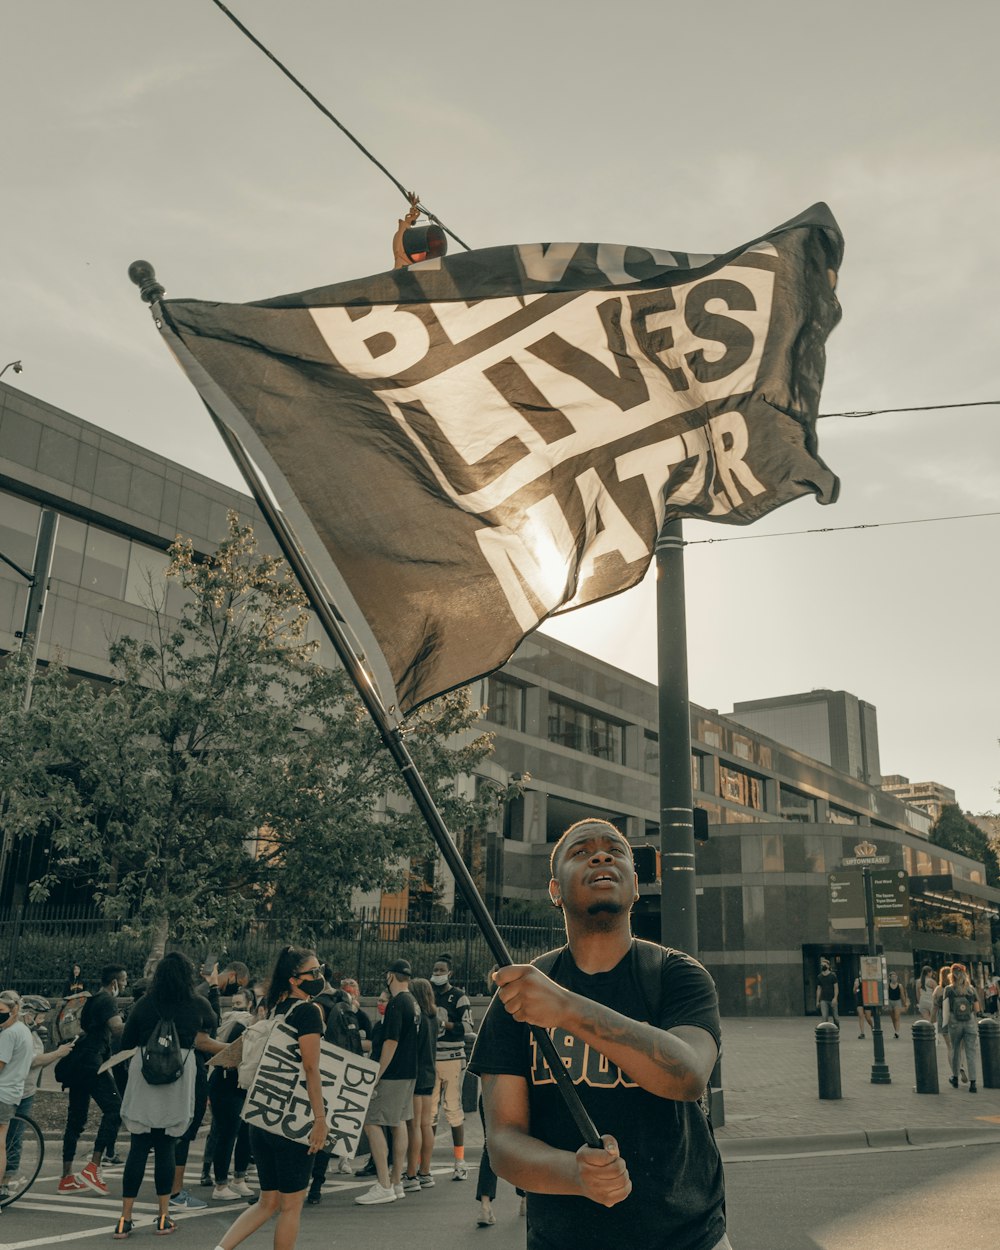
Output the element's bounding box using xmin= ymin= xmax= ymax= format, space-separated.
xmin=125 ymin=543 xmax=171 ymax=610
xmin=483 ymin=676 xmax=525 ymax=732
xmin=643 ymin=730 xmax=658 ymax=775
xmin=779 ymin=785 xmax=815 ymax=823
xmin=828 ymin=805 xmax=858 ymax=825
xmin=81 ymin=527 xmax=130 ymax=599
xmin=719 ymin=763 xmax=763 ymax=810
xmin=547 ymin=697 xmax=624 ymax=764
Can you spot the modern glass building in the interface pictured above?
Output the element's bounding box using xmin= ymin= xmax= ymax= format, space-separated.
xmin=3 ymin=381 xmax=997 ymax=1014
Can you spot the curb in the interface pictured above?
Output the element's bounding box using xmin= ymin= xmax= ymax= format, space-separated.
xmin=719 ymin=1125 xmax=1000 ymax=1160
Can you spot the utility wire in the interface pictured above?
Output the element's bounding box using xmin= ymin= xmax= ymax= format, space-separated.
xmin=685 ymin=510 xmax=1000 ymax=546
xmin=208 ymin=0 xmax=472 ymax=252
xmin=820 ymin=400 xmax=999 ymax=419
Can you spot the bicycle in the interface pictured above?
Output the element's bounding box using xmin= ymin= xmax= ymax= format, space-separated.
xmin=1 ymin=1113 xmax=45 ymax=1209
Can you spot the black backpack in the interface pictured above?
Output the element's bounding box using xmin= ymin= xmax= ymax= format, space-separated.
xmin=323 ymin=995 xmax=364 ymax=1055
xmin=140 ymin=1015 xmax=189 ymax=1085
xmin=949 ymin=989 xmax=973 ymax=1023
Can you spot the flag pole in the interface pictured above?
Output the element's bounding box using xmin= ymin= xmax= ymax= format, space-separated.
xmin=127 ymin=261 xmax=602 ymax=1150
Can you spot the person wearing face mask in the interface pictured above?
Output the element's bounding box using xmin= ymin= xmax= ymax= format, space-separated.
xmin=58 ymin=964 xmax=127 ymax=1196
xmin=212 ymin=946 xmax=327 ymax=1250
xmin=3 ymin=996 xmax=73 ymax=1195
xmin=354 ymin=960 xmax=419 ymax=1205
xmin=430 ymin=952 xmax=476 ymax=1181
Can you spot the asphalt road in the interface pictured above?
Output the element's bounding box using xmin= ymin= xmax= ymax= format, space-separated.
xmin=3 ymin=1141 xmax=999 ymax=1249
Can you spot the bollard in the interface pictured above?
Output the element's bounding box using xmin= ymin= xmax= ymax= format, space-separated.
xmin=815 ymin=1021 xmax=841 ymax=1099
xmin=979 ymin=1016 xmax=1000 ymax=1088
xmin=912 ymin=1019 xmax=938 ymax=1093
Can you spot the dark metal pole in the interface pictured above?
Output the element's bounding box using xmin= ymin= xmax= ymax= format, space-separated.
xmin=864 ymin=867 xmax=891 ymax=1084
xmin=129 ymin=262 xmax=602 ymax=1149
xmin=655 ymin=519 xmax=697 ymax=954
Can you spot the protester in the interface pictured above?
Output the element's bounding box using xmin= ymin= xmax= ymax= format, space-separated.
xmin=430 ymin=952 xmax=476 ymax=1180
xmin=200 ymin=966 xmax=252 ymax=1188
xmin=886 ymin=971 xmax=908 ymax=1038
xmin=0 ymin=991 xmax=35 ymax=1210
xmin=472 ymin=970 xmax=525 ymax=1227
xmin=211 ymin=945 xmax=327 ymax=1250
xmin=307 ymin=983 xmax=366 ymax=1203
xmin=206 ymin=990 xmax=255 ymax=1200
xmin=112 ymin=951 xmax=220 ymax=1239
xmin=932 ymin=967 xmax=953 ymax=1062
xmin=168 ymin=959 xmax=221 ymax=1211
xmin=59 ymin=963 xmax=127 ymax=1194
xmin=340 ymin=978 xmax=374 ymax=1053
xmin=944 ymin=963 xmax=980 ymax=1093
xmin=401 ymin=976 xmax=438 ymax=1192
xmin=355 ymin=959 xmax=419 ymax=1206
xmin=354 ymin=990 xmax=390 ymax=1179
xmin=471 ymin=818 xmax=729 ymax=1250
xmin=4 ymin=996 xmax=74 ymax=1191
xmin=815 ymin=958 xmax=839 ymax=1027
xmin=851 ymin=975 xmax=873 ymax=1039
xmin=64 ymin=963 xmax=86 ymax=996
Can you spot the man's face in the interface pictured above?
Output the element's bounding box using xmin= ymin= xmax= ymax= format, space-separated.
xmin=551 ymin=825 xmax=637 ymax=921
xmin=117 ymin=971 xmax=128 ymax=992
xmin=431 ymin=961 xmax=450 ymax=982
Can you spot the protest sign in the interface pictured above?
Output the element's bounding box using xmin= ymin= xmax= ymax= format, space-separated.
xmin=241 ymin=1018 xmax=379 ymax=1158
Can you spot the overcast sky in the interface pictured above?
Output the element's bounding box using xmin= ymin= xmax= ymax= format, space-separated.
xmin=2 ymin=1 xmax=998 ymax=812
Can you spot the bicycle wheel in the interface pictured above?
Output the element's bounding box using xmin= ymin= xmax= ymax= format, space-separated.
xmin=1 ymin=1114 xmax=44 ymax=1208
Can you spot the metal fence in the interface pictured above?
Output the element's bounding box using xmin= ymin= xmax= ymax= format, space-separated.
xmin=1 ymin=903 xmax=566 ymax=997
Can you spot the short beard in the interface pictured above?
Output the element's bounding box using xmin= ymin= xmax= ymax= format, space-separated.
xmin=587 ymin=901 xmax=624 ymax=916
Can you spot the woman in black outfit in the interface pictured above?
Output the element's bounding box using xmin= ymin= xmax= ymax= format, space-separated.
xmin=113 ymin=952 xmax=218 ymax=1239
xmin=214 ymin=945 xmax=328 ymax=1250
xmin=63 ymin=962 xmax=85 ymax=996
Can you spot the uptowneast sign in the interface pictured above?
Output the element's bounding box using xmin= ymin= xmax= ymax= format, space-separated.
xmin=828 ymin=842 xmax=910 ymax=929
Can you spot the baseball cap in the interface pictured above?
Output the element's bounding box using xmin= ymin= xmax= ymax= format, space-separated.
xmin=0 ymin=990 xmax=21 ymax=1007
xmin=386 ymin=959 xmax=412 ymax=977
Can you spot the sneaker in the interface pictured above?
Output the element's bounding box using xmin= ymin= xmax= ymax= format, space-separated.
xmin=230 ymin=1178 xmax=254 ymax=1198
xmin=169 ymin=1189 xmax=207 ymax=1209
xmin=79 ymin=1162 xmax=109 ymax=1194
xmin=354 ymin=1182 xmax=396 ymax=1205
xmin=306 ymin=1187 xmax=322 ymax=1206
xmin=960 ymin=1066 xmax=968 ymax=1084
xmin=969 ymin=1081 xmax=978 ymax=1093
xmin=477 ymin=1207 xmax=496 ymax=1227
xmin=519 ymin=1195 xmax=527 ymax=1216
xmin=401 ymin=1174 xmax=422 ymax=1193
xmin=103 ymin=1153 xmax=125 ymax=1167
xmin=112 ymin=1217 xmax=134 ymax=1240
xmin=199 ymin=1172 xmax=213 ymax=1187
xmin=393 ymin=1181 xmax=406 ymax=1199
xmin=452 ymin=1162 xmax=469 ymax=1181
xmin=355 ymin=1157 xmax=377 ymax=1178
xmin=5 ymin=1176 xmax=28 ymax=1197
xmin=212 ymin=1184 xmax=242 ymax=1201
xmin=948 ymin=1075 xmax=959 ymax=1088
xmin=417 ymin=1172 xmax=435 ymax=1189
xmin=154 ymin=1215 xmax=177 ymax=1236
xmin=59 ymin=1174 xmax=88 ymax=1193
xmin=335 ymin=1157 xmax=353 ymax=1174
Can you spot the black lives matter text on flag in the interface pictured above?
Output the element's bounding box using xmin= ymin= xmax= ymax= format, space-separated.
xmin=160 ymin=203 xmax=843 ymax=715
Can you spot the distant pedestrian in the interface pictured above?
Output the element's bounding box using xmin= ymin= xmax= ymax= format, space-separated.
xmin=339 ymin=979 xmax=374 ymax=1054
xmin=932 ymin=967 xmax=953 ymax=1062
xmin=815 ymin=958 xmax=839 ymax=1027
xmin=915 ymin=966 xmax=937 ymax=1021
xmin=64 ymin=963 xmax=85 ymax=996
xmin=430 ymin=952 xmax=476 ymax=1180
xmin=401 ymin=976 xmax=438 ymax=1193
xmin=206 ymin=990 xmax=255 ymax=1201
xmin=886 ymin=972 xmax=908 ymax=1038
xmin=851 ymin=976 xmax=873 ymax=1039
xmin=944 ymin=963 xmax=980 ymax=1093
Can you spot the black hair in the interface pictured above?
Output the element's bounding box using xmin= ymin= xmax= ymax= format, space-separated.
xmin=548 ymin=818 xmax=631 ymax=876
xmin=264 ymin=945 xmax=317 ymax=1012
xmin=149 ymin=952 xmax=197 ymax=1015
xmin=222 ymin=961 xmax=250 ymax=979
xmin=434 ymin=953 xmax=453 ymax=968
xmin=100 ymin=963 xmax=127 ymax=987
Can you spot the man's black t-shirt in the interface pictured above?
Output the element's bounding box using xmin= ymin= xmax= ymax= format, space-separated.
xmin=382 ymin=990 xmax=419 ymax=1081
xmin=817 ymin=970 xmax=838 ymax=1003
xmin=76 ymin=989 xmax=119 ymax=1064
xmin=470 ymin=944 xmax=726 ymax=1250
xmin=122 ymin=993 xmax=218 ymax=1052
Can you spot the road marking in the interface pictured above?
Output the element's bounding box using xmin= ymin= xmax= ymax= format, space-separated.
xmin=0 ymin=1203 xmax=219 ymax=1248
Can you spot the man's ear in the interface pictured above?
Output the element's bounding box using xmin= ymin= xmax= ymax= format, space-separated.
xmin=548 ymin=881 xmax=562 ymax=909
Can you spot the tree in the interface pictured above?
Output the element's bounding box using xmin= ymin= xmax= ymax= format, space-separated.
xmin=929 ymin=804 xmax=1000 ymax=888
xmin=11 ymin=515 xmax=496 ymax=964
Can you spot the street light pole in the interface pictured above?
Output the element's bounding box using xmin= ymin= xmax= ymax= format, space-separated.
xmin=863 ymin=866 xmax=891 ymax=1084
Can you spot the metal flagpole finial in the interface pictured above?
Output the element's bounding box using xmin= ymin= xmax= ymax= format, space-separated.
xmin=128 ymin=260 xmax=165 ymax=304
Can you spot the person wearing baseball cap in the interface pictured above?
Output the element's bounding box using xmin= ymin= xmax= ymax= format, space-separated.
xmin=355 ymin=960 xmax=419 ymax=1205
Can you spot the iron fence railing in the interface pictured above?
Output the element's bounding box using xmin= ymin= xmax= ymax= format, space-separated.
xmin=0 ymin=904 xmax=566 ymax=997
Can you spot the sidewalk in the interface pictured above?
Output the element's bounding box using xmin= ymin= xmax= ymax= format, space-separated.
xmin=713 ymin=1016 xmax=1000 ymax=1153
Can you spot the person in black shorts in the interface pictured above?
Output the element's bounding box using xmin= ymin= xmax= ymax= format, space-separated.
xmin=213 ymin=946 xmax=328 ymax=1250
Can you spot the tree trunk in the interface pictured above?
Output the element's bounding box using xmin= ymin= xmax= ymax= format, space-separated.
xmin=144 ymin=912 xmax=170 ymax=978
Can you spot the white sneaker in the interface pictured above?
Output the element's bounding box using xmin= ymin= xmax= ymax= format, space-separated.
xmin=335 ymin=1158 xmax=353 ymax=1174
xmin=213 ymin=1184 xmax=242 ymax=1201
xmin=393 ymin=1182 xmax=405 ymax=1198
xmin=452 ymin=1162 xmax=469 ymax=1181
xmin=230 ymin=1178 xmax=254 ymax=1197
xmin=355 ymin=1182 xmax=396 ymax=1206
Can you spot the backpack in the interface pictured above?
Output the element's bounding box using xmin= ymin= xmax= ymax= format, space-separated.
xmin=949 ymin=989 xmax=973 ymax=1023
xmin=237 ymin=1000 xmax=308 ymax=1091
xmin=140 ymin=1015 xmax=190 ymax=1086
xmin=321 ymin=994 xmax=364 ymax=1056
xmin=55 ymin=992 xmax=91 ymax=1043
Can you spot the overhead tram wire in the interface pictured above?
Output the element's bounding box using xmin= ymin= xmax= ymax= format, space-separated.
xmin=685 ymin=509 xmax=1000 ymax=547
xmin=207 ymin=0 xmax=471 ymax=252
xmin=820 ymin=400 xmax=999 ymax=418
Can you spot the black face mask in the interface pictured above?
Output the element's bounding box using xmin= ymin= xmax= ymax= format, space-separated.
xmin=297 ymin=976 xmax=325 ymax=998
xmin=0 ymin=1012 xmax=10 ymax=1025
